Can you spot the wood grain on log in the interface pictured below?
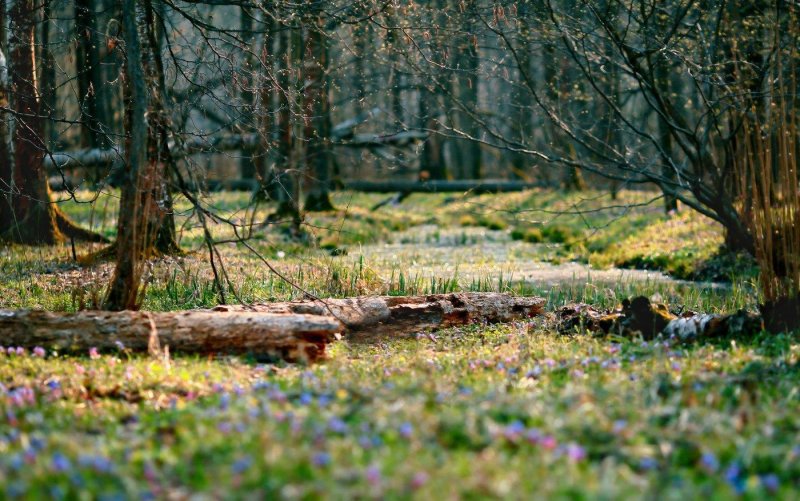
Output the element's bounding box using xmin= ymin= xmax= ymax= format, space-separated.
xmin=213 ymin=293 xmax=546 ymax=340
xmin=0 ymin=310 xmax=340 ymax=363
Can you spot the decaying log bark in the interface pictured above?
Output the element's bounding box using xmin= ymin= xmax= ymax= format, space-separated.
xmin=0 ymin=293 xmax=545 ymax=361
xmin=556 ymin=296 xmax=764 ymax=340
xmin=213 ymin=293 xmax=547 ymax=340
xmin=0 ymin=310 xmax=340 ymax=362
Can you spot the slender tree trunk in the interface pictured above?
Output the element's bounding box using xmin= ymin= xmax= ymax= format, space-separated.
xmin=239 ymin=6 xmax=258 ymax=180
xmin=263 ymin=23 xmax=301 ymax=225
xmin=254 ymin=13 xmax=273 ymax=184
xmin=458 ymin=30 xmax=482 ymax=180
xmin=0 ymin=2 xmax=12 ymax=219
xmin=419 ymin=84 xmax=445 ymax=180
xmin=75 ymin=0 xmax=111 ymax=149
xmin=302 ymin=14 xmax=334 ymax=212
xmin=39 ymin=0 xmax=56 ymax=147
xmin=511 ymin=13 xmax=533 ymax=180
xmin=104 ymin=0 xmax=175 ymax=310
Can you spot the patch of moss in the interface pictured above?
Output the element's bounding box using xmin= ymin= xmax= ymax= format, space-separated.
xmin=511 ymin=227 xmax=544 ymax=243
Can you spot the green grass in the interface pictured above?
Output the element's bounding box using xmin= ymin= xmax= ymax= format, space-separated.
xmin=0 ymin=188 xmax=789 ymax=497
xmin=1 ymin=323 xmax=797 ymax=497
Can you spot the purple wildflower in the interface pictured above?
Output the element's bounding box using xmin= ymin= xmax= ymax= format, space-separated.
xmin=411 ymin=471 xmax=429 ymax=489
xmin=398 ymin=422 xmax=414 ymax=439
xmin=612 ymin=420 xmax=628 ymax=434
xmin=639 ymin=457 xmax=658 ymax=471
xmin=328 ymin=417 xmax=348 ymax=434
xmin=541 ymin=435 xmax=557 ymax=450
xmin=524 ymin=428 xmax=541 ymax=445
xmin=33 ymin=347 xmax=46 ymax=358
xmin=365 ymin=465 xmax=381 ymax=485
xmin=7 ymin=347 xmax=15 ymax=356
xmin=89 ymin=347 xmax=100 ymax=359
xmin=503 ymin=421 xmax=526 ymax=441
xmin=565 ymin=443 xmax=587 ymax=462
xmin=15 ymin=347 xmax=24 ymax=356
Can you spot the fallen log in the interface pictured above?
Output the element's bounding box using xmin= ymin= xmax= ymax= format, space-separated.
xmin=0 ymin=293 xmax=545 ymax=361
xmin=341 ymin=180 xmax=544 ymax=194
xmin=213 ymin=292 xmax=547 ymax=340
xmin=0 ymin=310 xmax=340 ymax=363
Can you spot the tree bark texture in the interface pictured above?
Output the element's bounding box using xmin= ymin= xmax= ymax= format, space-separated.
xmin=0 ymin=310 xmax=340 ymax=363
xmin=104 ymin=0 xmax=159 ymax=310
xmin=0 ymin=293 xmax=544 ymax=361
xmin=213 ymin=293 xmax=546 ymax=341
xmin=0 ymin=0 xmax=104 ymax=245
xmin=302 ymin=14 xmax=334 ymax=212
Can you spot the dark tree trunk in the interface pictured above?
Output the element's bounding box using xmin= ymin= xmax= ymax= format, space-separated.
xmin=302 ymin=14 xmax=334 ymax=212
xmin=460 ymin=33 xmax=482 ymax=180
xmin=511 ymin=13 xmax=533 ymax=180
xmin=75 ymin=0 xmax=111 ymax=149
xmin=262 ymin=23 xmax=301 ymax=225
xmin=0 ymin=3 xmax=12 ymax=223
xmin=419 ymin=84 xmax=446 ymax=180
xmin=39 ymin=0 xmax=57 ymax=147
xmin=104 ymin=0 xmax=176 ymax=310
xmin=0 ymin=0 xmax=104 ymax=245
xmin=238 ymin=6 xmax=258 ymax=181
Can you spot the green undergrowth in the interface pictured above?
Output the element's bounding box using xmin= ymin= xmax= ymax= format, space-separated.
xmin=1 ymin=319 xmax=798 ymax=497
xmin=0 ymin=188 xmax=759 ymax=312
xmin=0 ymin=189 xmax=793 ymax=497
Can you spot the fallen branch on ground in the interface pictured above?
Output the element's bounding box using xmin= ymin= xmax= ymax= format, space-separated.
xmin=556 ymin=296 xmax=764 ymax=340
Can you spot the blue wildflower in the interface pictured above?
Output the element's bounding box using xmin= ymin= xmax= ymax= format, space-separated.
xmin=700 ymin=452 xmax=719 ymax=473
xmin=724 ymin=462 xmax=745 ymax=494
xmin=328 ymin=417 xmax=348 ymax=434
xmin=761 ymin=473 xmax=779 ymax=493
xmin=52 ymin=452 xmax=72 ymax=472
xmin=232 ymin=456 xmax=252 ymax=475
xmin=311 ymin=452 xmax=331 ymax=467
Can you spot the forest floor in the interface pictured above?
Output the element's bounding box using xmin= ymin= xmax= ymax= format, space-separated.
xmin=1 ymin=189 xmax=796 ymax=498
